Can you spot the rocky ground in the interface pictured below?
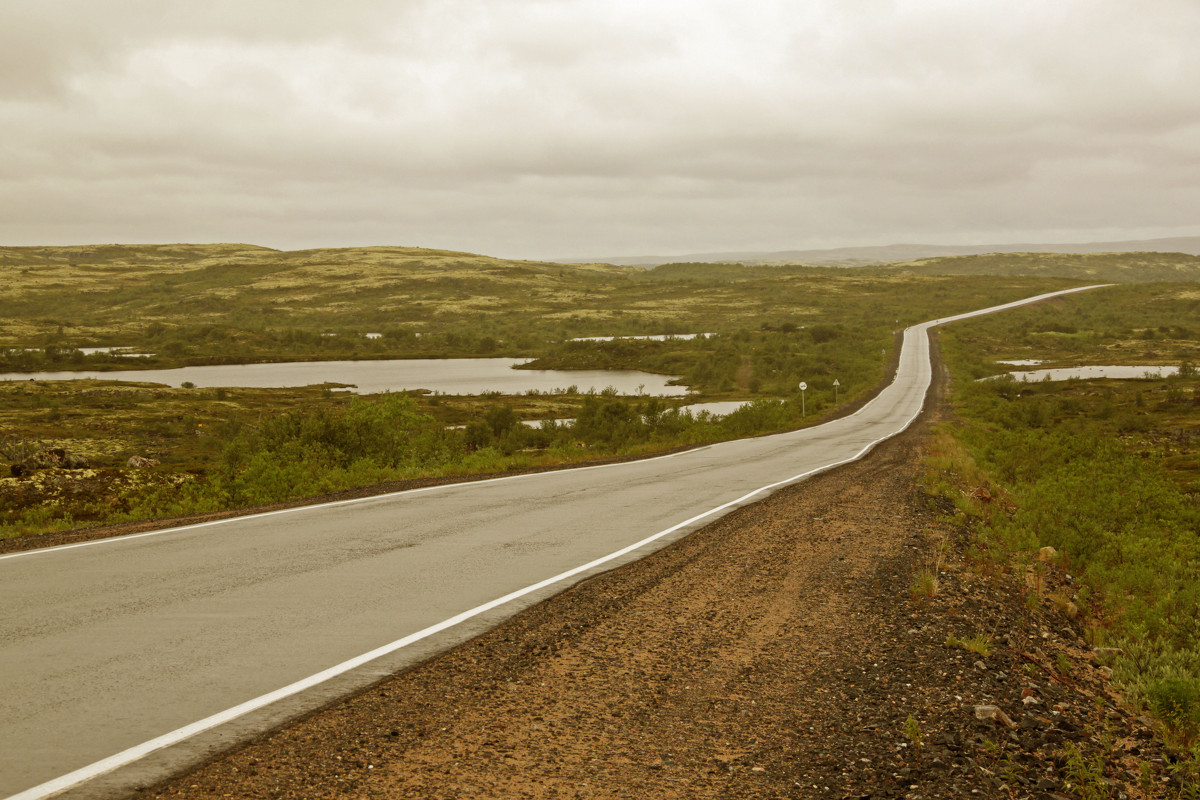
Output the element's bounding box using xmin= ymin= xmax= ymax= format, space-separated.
xmin=139 ymin=404 xmax=1186 ymax=800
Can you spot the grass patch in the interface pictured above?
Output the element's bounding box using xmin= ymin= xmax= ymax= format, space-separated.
xmin=945 ymin=633 xmax=993 ymax=657
xmin=909 ymin=568 xmax=939 ymax=599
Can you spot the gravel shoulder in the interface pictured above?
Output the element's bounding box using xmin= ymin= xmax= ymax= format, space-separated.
xmin=143 ymin=368 xmax=1177 ymax=800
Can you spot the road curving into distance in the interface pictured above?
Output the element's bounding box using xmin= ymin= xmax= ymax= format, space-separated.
xmin=0 ymin=285 xmax=1110 ymax=800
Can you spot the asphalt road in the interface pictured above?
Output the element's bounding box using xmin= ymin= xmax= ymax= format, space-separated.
xmin=0 ymin=286 xmax=1107 ymax=800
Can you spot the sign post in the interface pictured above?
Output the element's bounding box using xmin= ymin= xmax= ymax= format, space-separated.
xmin=799 ymin=381 xmax=807 ymax=418
xmin=833 ymin=378 xmax=840 ymax=405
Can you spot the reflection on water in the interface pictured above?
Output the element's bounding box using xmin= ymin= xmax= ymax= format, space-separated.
xmin=995 ymin=365 xmax=1180 ymax=382
xmin=0 ymin=358 xmax=689 ymax=396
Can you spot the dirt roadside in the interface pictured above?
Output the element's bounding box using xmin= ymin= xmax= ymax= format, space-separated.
xmin=140 ymin=373 xmax=1179 ymax=799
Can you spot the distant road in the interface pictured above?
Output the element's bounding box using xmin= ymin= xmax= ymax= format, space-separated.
xmin=0 ymin=285 xmax=1109 ymax=800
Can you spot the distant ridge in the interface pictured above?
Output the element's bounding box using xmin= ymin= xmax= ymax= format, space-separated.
xmin=572 ymin=236 xmax=1200 ymax=267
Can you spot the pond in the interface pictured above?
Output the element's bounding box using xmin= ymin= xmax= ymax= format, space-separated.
xmin=567 ymin=333 xmax=712 ymax=342
xmin=514 ymin=400 xmax=754 ymax=429
xmin=996 ymin=365 xmax=1180 ymax=382
xmin=0 ymin=358 xmax=690 ymax=397
xmin=76 ymin=346 xmax=152 ymax=357
xmin=678 ymin=400 xmax=754 ymax=416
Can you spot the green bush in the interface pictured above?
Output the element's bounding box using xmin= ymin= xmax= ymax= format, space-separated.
xmin=1146 ymin=676 xmax=1200 ymax=732
xmin=217 ymin=394 xmax=461 ymax=505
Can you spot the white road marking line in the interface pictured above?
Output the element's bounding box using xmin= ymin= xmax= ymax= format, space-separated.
xmin=0 ymin=440 xmax=712 ymax=564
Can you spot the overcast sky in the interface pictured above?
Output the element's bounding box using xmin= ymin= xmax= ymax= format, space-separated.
xmin=2 ymin=0 xmax=1198 ymax=260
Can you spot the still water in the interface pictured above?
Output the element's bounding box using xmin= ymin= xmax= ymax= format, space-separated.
xmin=0 ymin=358 xmax=690 ymax=396
xmin=998 ymin=365 xmax=1180 ymax=382
xmin=679 ymin=400 xmax=753 ymax=416
xmin=567 ymin=333 xmax=712 ymax=342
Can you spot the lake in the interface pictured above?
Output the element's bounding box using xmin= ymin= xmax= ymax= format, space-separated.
xmin=514 ymin=400 xmax=754 ymax=429
xmin=0 ymin=358 xmax=690 ymax=396
xmin=997 ymin=365 xmax=1180 ymax=382
xmin=567 ymin=333 xmax=712 ymax=342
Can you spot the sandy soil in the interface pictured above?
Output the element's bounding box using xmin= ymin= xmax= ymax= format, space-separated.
xmin=142 ymin=393 xmax=1180 ymax=799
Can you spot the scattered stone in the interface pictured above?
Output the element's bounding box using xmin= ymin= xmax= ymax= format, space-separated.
xmin=974 ymin=705 xmax=1017 ymax=729
xmin=9 ymin=448 xmax=89 ymax=476
xmin=127 ymin=455 xmax=160 ymax=468
xmin=1037 ymin=546 xmax=1058 ymax=563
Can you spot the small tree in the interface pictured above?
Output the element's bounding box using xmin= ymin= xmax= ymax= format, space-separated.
xmin=484 ymin=405 xmax=518 ymax=438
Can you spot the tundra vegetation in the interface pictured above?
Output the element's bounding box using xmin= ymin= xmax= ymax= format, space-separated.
xmin=1 ymin=243 xmax=1109 ymax=539
xmin=922 ymin=282 xmax=1200 ymax=782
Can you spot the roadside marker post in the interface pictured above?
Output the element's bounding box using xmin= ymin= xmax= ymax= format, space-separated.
xmin=799 ymin=381 xmax=807 ymax=418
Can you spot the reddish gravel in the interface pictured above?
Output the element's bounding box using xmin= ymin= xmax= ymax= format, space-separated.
xmin=144 ymin=393 xmax=1177 ymax=800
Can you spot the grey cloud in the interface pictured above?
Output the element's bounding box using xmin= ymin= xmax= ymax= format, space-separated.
xmin=0 ymin=0 xmax=422 ymax=98
xmin=1 ymin=0 xmax=1198 ymax=258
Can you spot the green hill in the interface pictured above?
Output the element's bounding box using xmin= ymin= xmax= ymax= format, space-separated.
xmin=0 ymin=243 xmax=633 ymax=344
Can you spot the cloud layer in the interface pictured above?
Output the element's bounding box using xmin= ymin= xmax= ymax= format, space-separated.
xmin=3 ymin=0 xmax=1198 ymax=258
